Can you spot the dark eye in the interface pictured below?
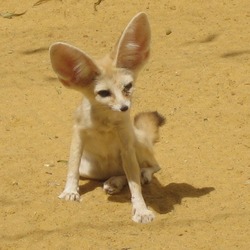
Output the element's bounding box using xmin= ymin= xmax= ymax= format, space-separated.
xmin=124 ymin=82 xmax=133 ymax=92
xmin=97 ymin=90 xmax=111 ymax=97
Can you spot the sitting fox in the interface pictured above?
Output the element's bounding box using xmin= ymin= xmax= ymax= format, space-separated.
xmin=50 ymin=12 xmax=165 ymax=223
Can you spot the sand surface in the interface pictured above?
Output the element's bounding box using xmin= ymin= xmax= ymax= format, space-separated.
xmin=1 ymin=0 xmax=249 ymax=249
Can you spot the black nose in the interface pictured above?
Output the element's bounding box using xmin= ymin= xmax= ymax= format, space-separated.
xmin=120 ymin=105 xmax=128 ymax=112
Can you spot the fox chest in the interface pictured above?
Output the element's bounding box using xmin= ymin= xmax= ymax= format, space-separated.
xmin=80 ymin=128 xmax=125 ymax=179
xmin=82 ymin=128 xmax=121 ymax=160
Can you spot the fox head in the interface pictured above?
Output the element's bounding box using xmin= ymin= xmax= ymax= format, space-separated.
xmin=50 ymin=12 xmax=151 ymax=112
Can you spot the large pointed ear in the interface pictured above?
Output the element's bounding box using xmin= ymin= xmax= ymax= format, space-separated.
xmin=113 ymin=12 xmax=151 ymax=72
xmin=49 ymin=42 xmax=100 ymax=89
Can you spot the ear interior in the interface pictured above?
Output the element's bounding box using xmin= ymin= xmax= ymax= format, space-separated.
xmin=114 ymin=12 xmax=151 ymax=72
xmin=50 ymin=42 xmax=100 ymax=88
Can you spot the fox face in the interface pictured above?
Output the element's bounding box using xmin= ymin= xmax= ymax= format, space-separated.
xmin=94 ymin=68 xmax=134 ymax=112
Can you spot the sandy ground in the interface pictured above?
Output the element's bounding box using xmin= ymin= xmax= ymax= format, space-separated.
xmin=0 ymin=0 xmax=249 ymax=249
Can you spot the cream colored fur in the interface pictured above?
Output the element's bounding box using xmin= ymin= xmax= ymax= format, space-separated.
xmin=50 ymin=12 xmax=165 ymax=223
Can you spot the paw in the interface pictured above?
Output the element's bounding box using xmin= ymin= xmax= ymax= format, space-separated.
xmin=132 ymin=208 xmax=155 ymax=223
xmin=103 ymin=176 xmax=127 ymax=195
xmin=141 ymin=168 xmax=153 ymax=185
xmin=58 ymin=190 xmax=80 ymax=201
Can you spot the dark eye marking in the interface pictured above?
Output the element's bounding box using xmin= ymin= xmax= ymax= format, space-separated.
xmin=97 ymin=90 xmax=111 ymax=97
xmin=124 ymin=82 xmax=133 ymax=92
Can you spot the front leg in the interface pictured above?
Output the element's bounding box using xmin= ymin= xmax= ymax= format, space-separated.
xmin=59 ymin=126 xmax=83 ymax=201
xmin=117 ymin=122 xmax=155 ymax=223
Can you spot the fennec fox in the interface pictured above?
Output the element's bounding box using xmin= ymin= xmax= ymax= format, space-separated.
xmin=50 ymin=12 xmax=165 ymax=223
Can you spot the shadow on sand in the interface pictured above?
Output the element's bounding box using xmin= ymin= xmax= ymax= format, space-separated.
xmin=79 ymin=177 xmax=215 ymax=214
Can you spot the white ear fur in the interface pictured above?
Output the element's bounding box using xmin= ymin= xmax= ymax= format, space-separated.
xmin=114 ymin=12 xmax=151 ymax=72
xmin=49 ymin=42 xmax=100 ymax=89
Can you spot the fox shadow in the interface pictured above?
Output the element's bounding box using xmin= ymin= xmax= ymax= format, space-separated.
xmin=141 ymin=178 xmax=215 ymax=214
xmin=79 ymin=177 xmax=214 ymax=214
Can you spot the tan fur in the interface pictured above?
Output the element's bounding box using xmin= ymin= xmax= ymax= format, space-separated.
xmin=134 ymin=111 xmax=166 ymax=145
xmin=50 ymin=12 xmax=165 ymax=223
